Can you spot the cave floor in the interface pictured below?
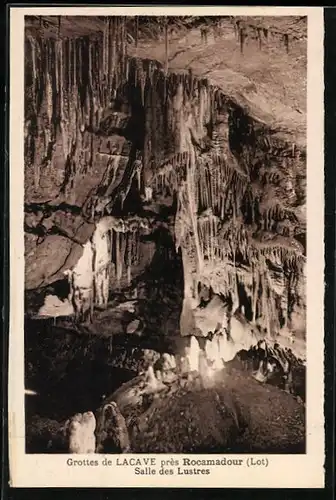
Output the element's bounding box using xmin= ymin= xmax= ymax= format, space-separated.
xmin=26 ymin=362 xmax=305 ymax=455
xmin=129 ymin=367 xmax=305 ymax=454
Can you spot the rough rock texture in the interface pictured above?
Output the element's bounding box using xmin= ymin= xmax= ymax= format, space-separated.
xmin=130 ymin=372 xmax=305 ymax=454
xmin=24 ymin=16 xmax=307 ymax=454
xmin=24 ymin=16 xmax=306 ymax=353
xmin=95 ymin=401 xmax=131 ymax=453
xmin=25 ymin=338 xmax=306 ymax=454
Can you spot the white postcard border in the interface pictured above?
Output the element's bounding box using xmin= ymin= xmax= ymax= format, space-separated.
xmin=8 ymin=6 xmax=325 ymax=488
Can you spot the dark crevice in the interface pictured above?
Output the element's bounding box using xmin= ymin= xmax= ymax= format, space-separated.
xmin=24 ymin=222 xmax=84 ymax=247
xmin=25 ymin=202 xmax=83 ymax=215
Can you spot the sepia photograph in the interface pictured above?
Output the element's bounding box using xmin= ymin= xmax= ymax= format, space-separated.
xmin=8 ymin=6 xmax=325 ymax=488
xmin=22 ymin=12 xmax=308 ymax=455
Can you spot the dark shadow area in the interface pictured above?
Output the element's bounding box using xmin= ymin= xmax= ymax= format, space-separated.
xmin=24 ymin=225 xmax=185 ymax=452
xmin=25 ymin=318 xmax=137 ymax=424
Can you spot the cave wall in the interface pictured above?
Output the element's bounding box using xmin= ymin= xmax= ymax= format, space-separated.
xmin=24 ymin=19 xmax=306 ymax=341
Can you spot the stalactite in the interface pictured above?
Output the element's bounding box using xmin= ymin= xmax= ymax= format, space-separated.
xmin=88 ymin=38 xmax=93 ymax=97
xmin=115 ymin=230 xmax=120 ymax=283
xmin=140 ymin=67 xmax=145 ymax=106
xmin=29 ymin=36 xmax=37 ymax=114
xmin=120 ymin=231 xmax=127 ymax=280
xmin=55 ymin=40 xmax=61 ymax=118
xmin=104 ymin=18 xmax=108 ymax=82
xmin=108 ymin=18 xmax=114 ymax=91
xmin=120 ymin=16 xmax=125 ymax=79
xmin=164 ymin=19 xmax=169 ymax=76
xmin=46 ymin=42 xmax=53 ymax=131
xmin=67 ymin=36 xmax=71 ymax=92
xmin=135 ymin=16 xmax=139 ymax=50
xmin=240 ymin=27 xmax=246 ymax=54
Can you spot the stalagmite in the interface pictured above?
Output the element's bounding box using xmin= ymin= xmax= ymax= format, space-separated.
xmin=204 ymin=336 xmax=224 ymax=371
xmin=127 ymin=264 xmax=131 ymax=286
xmin=186 ymin=336 xmax=200 ymax=373
xmin=143 ymin=366 xmax=166 ymax=394
xmin=145 ymin=186 xmax=153 ymax=202
xmin=102 ymin=267 xmax=110 ymax=305
xmin=65 ymin=412 xmax=96 ymax=454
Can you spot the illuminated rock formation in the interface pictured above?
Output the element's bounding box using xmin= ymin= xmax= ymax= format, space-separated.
xmin=64 ymin=411 xmax=96 ymax=454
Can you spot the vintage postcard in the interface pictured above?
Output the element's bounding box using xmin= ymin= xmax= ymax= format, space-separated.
xmin=8 ymin=6 xmax=325 ymax=488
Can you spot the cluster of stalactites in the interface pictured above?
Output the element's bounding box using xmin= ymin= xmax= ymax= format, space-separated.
xmin=25 ymin=20 xmax=241 ymax=193
xmin=134 ymin=54 xmax=305 ymax=336
xmin=25 ymin=23 xmax=235 ymax=196
xmin=24 ymin=28 xmax=164 ymax=193
xmin=196 ymin=154 xmax=247 ymax=219
xmin=230 ymin=17 xmax=305 ymax=55
xmin=168 ymin=146 xmax=304 ymax=258
xmin=26 ymin=19 xmax=129 ymax=122
xmin=108 ymin=228 xmax=142 ymax=286
xmin=197 ymin=213 xmax=304 ymax=271
xmin=141 ymin=65 xmax=234 ymax=180
xmin=153 ymin=151 xmax=249 ymax=231
xmin=25 ymin=24 xmax=130 ymax=190
xmin=165 ymin=140 xmax=305 ymax=335
xmin=144 ymin=88 xmax=305 ymax=334
xmin=92 ymin=220 xmax=144 ymax=291
xmin=195 ymin=257 xmax=299 ymax=339
xmin=64 ymin=221 xmax=143 ymax=321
